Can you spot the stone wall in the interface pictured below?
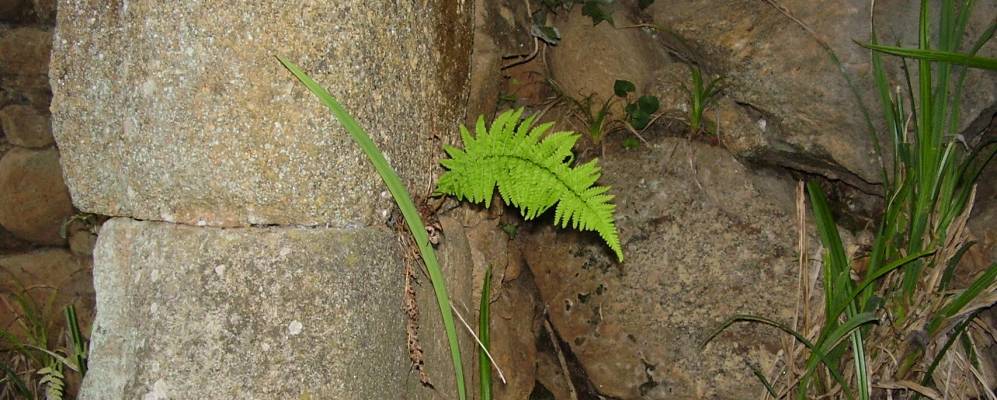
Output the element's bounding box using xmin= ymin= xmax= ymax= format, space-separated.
xmin=50 ymin=1 xmax=475 ymax=399
xmin=0 ymin=0 xmax=96 ymax=354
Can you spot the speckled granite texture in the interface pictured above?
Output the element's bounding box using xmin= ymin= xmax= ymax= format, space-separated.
xmin=51 ymin=0 xmax=473 ymax=228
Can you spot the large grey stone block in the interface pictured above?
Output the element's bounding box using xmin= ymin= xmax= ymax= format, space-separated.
xmin=50 ymin=1 xmax=473 ymax=227
xmin=80 ymin=218 xmax=410 ymax=399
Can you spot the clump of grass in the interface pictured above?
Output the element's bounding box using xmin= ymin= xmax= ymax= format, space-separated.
xmin=682 ymin=65 xmax=723 ymax=136
xmin=1 ymin=281 xmax=89 ymax=400
xmin=706 ymin=1 xmax=997 ymax=399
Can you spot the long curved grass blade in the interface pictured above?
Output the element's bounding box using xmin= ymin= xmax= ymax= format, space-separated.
xmin=921 ymin=309 xmax=981 ymax=388
xmin=276 ymin=56 xmax=466 ymax=400
xmin=927 ymin=263 xmax=997 ymax=335
xmin=64 ymin=305 xmax=87 ymax=377
xmin=747 ymin=361 xmax=778 ymax=398
xmin=857 ymin=41 xmax=997 ymax=70
xmin=702 ymin=314 xmax=815 ymax=349
xmin=702 ymin=314 xmax=857 ymax=399
xmin=828 ymin=249 xmax=936 ymax=321
xmin=479 ymin=265 xmax=493 ymax=400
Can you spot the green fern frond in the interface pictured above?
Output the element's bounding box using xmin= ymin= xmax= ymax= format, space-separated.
xmin=436 ymin=108 xmax=624 ymax=261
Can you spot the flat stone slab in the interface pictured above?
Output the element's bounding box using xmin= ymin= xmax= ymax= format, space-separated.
xmin=80 ymin=218 xmax=410 ymax=400
xmin=51 ymin=1 xmax=472 ymax=227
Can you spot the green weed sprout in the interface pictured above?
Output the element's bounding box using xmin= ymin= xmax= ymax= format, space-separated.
xmin=683 ymin=66 xmax=723 ymax=135
xmin=277 ymin=57 xmax=468 ymax=400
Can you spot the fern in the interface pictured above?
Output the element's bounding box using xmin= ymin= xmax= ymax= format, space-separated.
xmin=37 ymin=363 xmax=64 ymax=400
xmin=436 ymin=108 xmax=624 ymax=261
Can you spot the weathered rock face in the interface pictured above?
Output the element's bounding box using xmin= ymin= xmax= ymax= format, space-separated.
xmin=51 ymin=0 xmax=473 ymax=399
xmin=51 ymin=0 xmax=473 ymax=228
xmin=82 ymin=219 xmax=410 ymax=400
xmin=51 ymin=1 xmax=477 ymax=399
xmin=0 ymin=147 xmax=74 ymax=245
xmin=545 ymin=1 xmax=995 ymax=189
xmin=522 ymin=137 xmax=800 ymax=399
xmin=30 ymin=0 xmax=54 ymax=24
xmin=404 ymin=215 xmax=479 ymax=400
xmin=647 ymin=0 xmax=995 ymax=186
xmin=460 ymin=206 xmax=543 ymax=400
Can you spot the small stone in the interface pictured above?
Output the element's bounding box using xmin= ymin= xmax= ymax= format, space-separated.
xmin=68 ymin=228 xmax=97 ymax=257
xmin=1 ymin=105 xmax=53 ymax=148
xmin=0 ymin=147 xmax=74 ymax=245
xmin=287 ymin=320 xmax=303 ymax=336
xmin=0 ymin=27 xmax=52 ymax=76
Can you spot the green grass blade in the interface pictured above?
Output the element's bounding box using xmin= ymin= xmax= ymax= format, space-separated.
xmin=0 ymin=360 xmax=30 ymax=398
xmin=921 ymin=309 xmax=981 ymax=389
xmin=703 ymin=314 xmax=815 ymax=350
xmin=747 ymin=361 xmax=779 ymax=398
xmin=806 ymin=182 xmax=848 ymax=277
xmin=849 ymin=250 xmax=934 ymax=310
xmin=64 ymin=305 xmax=87 ymax=377
xmin=479 ymin=266 xmax=493 ymax=400
xmin=849 ymin=328 xmax=870 ymax=400
xmin=869 ymin=21 xmax=898 ymax=193
xmin=857 ymin=42 xmax=997 ymax=70
xmin=927 ymin=263 xmax=997 ymax=335
xmin=276 ymin=56 xmax=467 ymax=400
xmin=805 ymin=312 xmax=878 ymax=389
xmin=940 ymin=241 xmax=975 ymax=291
xmin=806 ymin=181 xmax=853 ymax=324
xmin=703 ymin=314 xmax=847 ymax=396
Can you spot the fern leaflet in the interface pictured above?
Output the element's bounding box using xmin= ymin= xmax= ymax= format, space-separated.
xmin=436 ymin=108 xmax=624 ymax=261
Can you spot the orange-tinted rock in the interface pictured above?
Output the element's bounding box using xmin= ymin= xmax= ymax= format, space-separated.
xmin=0 ymin=27 xmax=51 ymax=76
xmin=0 ymin=147 xmax=74 ymax=245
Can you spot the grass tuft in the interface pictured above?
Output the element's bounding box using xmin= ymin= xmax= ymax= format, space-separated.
xmin=706 ymin=1 xmax=997 ymax=398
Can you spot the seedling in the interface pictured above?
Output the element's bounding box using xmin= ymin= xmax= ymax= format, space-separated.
xmin=614 ymin=79 xmax=661 ymax=130
xmin=682 ymin=66 xmax=723 ymax=135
